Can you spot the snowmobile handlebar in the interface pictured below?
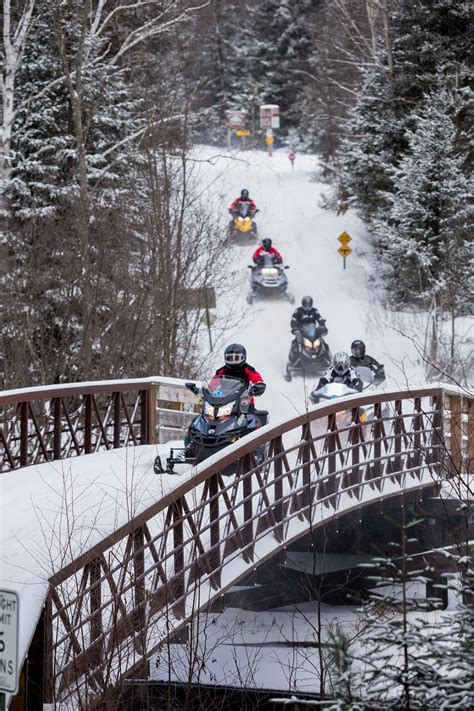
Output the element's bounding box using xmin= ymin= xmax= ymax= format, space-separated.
xmin=249 ymin=382 xmax=266 ymax=397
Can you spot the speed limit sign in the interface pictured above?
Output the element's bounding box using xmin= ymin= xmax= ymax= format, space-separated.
xmin=0 ymin=590 xmax=19 ymax=695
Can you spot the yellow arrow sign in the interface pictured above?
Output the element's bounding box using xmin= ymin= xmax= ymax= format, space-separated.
xmin=338 ymin=246 xmax=352 ymax=258
xmin=236 ymin=129 xmax=251 ymax=136
xmin=337 ymin=231 xmax=352 ymax=245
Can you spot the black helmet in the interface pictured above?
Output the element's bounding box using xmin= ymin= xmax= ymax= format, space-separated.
xmin=333 ymin=351 xmax=351 ymax=376
xmin=224 ymin=343 xmax=247 ymax=367
xmin=262 ymin=238 xmax=272 ymax=251
xmin=351 ymin=339 xmax=366 ymax=359
xmin=240 ymin=189 xmax=249 ymax=200
xmin=301 ymin=295 xmax=313 ymax=311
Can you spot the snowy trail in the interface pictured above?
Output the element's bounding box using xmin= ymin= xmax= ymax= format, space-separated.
xmin=193 ymin=146 xmax=424 ymax=418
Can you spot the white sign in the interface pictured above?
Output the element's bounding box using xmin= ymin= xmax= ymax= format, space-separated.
xmin=225 ymin=110 xmax=247 ymax=129
xmin=260 ymin=104 xmax=280 ymax=129
xmin=0 ymin=590 xmax=19 ymax=694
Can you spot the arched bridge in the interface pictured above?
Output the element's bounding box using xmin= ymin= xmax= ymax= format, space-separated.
xmin=1 ymin=378 xmax=472 ymax=707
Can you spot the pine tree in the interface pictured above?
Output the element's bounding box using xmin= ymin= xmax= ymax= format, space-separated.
xmin=342 ymin=0 xmax=471 ymax=223
xmin=377 ymin=88 xmax=473 ymax=314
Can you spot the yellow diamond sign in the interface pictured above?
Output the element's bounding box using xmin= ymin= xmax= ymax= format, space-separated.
xmin=338 ymin=245 xmax=352 ymax=258
xmin=337 ymin=231 xmax=352 ymax=245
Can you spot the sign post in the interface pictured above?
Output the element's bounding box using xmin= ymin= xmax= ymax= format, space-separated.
xmin=288 ymin=151 xmax=296 ymax=171
xmin=225 ymin=110 xmax=247 ymax=149
xmin=260 ymin=105 xmax=279 ymax=156
xmin=0 ymin=590 xmax=19 ymax=700
xmin=337 ymin=231 xmax=352 ymax=270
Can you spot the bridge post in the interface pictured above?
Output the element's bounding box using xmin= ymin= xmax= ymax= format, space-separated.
xmin=20 ymin=401 xmax=28 ymax=466
xmin=468 ymin=398 xmax=474 ymax=475
xmin=84 ymin=394 xmax=92 ymax=454
xmin=209 ymin=474 xmax=221 ymax=588
xmin=43 ymin=593 xmax=54 ymax=704
xmin=90 ymin=558 xmax=103 ymax=666
xmin=53 ymin=397 xmax=62 ymax=459
xmin=172 ymin=500 xmax=185 ymax=618
xmin=447 ymin=394 xmax=463 ymax=476
xmin=113 ymin=392 xmax=121 ymax=448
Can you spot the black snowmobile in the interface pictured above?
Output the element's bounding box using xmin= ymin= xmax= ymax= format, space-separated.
xmin=153 ymin=375 xmax=268 ymax=475
xmin=246 ymin=253 xmax=295 ymax=304
xmin=284 ymin=324 xmax=332 ymax=381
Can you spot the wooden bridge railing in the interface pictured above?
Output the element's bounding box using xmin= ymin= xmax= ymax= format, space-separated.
xmin=38 ymin=385 xmax=473 ymax=707
xmin=0 ymin=377 xmax=198 ymax=471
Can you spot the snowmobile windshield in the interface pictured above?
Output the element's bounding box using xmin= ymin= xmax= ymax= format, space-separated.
xmin=204 ymin=376 xmax=245 ymax=405
xmin=237 ymin=201 xmax=249 ymax=217
xmin=260 ymin=253 xmax=278 ymax=268
xmin=354 ymin=366 xmax=374 ymax=384
xmin=301 ymin=324 xmax=324 ymax=341
xmin=313 ymin=383 xmax=357 ymax=400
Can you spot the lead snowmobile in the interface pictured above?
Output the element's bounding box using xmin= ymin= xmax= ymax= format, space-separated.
xmin=153 ymin=375 xmax=268 ymax=475
xmin=247 ymin=253 xmax=295 ymax=304
xmin=284 ymin=324 xmax=332 ymax=381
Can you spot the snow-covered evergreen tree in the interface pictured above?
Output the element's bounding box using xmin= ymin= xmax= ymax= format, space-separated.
xmin=342 ymin=0 xmax=471 ymax=223
xmin=377 ymin=88 xmax=473 ymax=314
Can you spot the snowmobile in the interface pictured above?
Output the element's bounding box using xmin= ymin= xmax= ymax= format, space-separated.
xmin=284 ymin=324 xmax=332 ymax=381
xmin=153 ymin=375 xmax=268 ymax=475
xmin=228 ymin=202 xmax=258 ymax=240
xmin=309 ymin=366 xmax=385 ymax=425
xmin=246 ymin=253 xmax=295 ymax=304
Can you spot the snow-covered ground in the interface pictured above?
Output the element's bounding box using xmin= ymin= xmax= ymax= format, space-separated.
xmin=1 ymin=146 xmax=469 ymax=702
xmin=189 ymin=145 xmax=443 ymax=417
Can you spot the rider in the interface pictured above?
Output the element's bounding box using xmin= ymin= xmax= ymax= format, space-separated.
xmin=350 ymin=339 xmax=385 ymax=384
xmin=291 ymin=296 xmax=327 ymax=335
xmin=252 ymin=238 xmax=283 ymax=265
xmin=284 ymin=297 xmax=328 ymax=380
xmin=315 ymin=352 xmax=363 ymax=392
xmin=215 ymin=343 xmax=265 ymax=408
xmin=229 ymin=189 xmax=257 ymax=214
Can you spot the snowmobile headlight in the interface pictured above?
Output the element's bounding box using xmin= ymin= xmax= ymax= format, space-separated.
xmin=237 ymin=217 xmax=244 ymax=223
xmin=204 ymin=402 xmax=215 ymax=419
xmin=303 ymin=338 xmax=313 ymax=349
xmin=313 ymin=339 xmax=321 ymax=350
xmin=216 ymin=402 xmax=234 ymax=419
xmin=261 ymin=268 xmax=278 ymax=276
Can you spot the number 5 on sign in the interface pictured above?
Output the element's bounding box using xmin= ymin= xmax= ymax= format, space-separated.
xmin=337 ymin=231 xmax=352 ymax=269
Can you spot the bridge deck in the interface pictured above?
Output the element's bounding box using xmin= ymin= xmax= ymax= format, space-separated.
xmin=0 ymin=443 xmax=189 ymax=667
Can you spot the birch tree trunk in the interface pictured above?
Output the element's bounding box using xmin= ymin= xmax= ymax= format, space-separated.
xmin=1 ymin=0 xmax=35 ymax=207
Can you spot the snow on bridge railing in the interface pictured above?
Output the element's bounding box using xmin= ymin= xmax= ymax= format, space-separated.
xmin=0 ymin=376 xmax=198 ymax=471
xmin=40 ymin=385 xmax=473 ymax=707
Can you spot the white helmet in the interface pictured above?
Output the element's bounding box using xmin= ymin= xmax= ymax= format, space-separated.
xmin=333 ymin=351 xmax=350 ymax=376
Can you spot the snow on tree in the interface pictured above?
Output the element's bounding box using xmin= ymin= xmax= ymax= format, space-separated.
xmin=342 ymin=0 xmax=471 ymax=223
xmin=376 ymin=87 xmax=473 ymax=319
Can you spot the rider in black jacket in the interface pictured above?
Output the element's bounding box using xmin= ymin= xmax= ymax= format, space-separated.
xmin=349 ymin=340 xmax=385 ymax=384
xmin=290 ymin=295 xmax=327 ymax=334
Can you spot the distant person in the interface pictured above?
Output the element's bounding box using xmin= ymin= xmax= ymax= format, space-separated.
xmin=252 ymin=238 xmax=283 ymax=265
xmin=316 ymin=352 xmax=363 ymax=392
xmin=350 ymin=340 xmax=385 ymax=384
xmin=229 ymin=189 xmax=257 ymax=214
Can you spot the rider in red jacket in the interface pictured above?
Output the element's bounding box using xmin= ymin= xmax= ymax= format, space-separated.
xmin=215 ymin=343 xmax=265 ymax=407
xmin=230 ymin=189 xmax=257 ymax=213
xmin=252 ymin=238 xmax=283 ymax=265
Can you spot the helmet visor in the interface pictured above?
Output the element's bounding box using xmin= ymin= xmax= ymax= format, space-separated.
xmin=225 ymin=351 xmax=246 ymax=366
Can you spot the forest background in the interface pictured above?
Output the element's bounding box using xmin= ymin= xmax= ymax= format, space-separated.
xmin=0 ymin=0 xmax=472 ymax=388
